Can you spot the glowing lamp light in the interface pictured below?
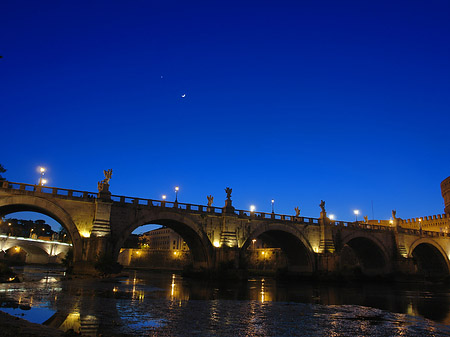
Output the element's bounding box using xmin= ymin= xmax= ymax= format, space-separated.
xmin=80 ymin=231 xmax=91 ymax=238
xmin=250 ymin=205 xmax=256 ymax=212
xmin=213 ymin=241 xmax=220 ymax=248
xmin=175 ymin=186 xmax=179 ymax=192
xmin=41 ymin=179 xmax=47 ymax=185
xmin=162 ymin=195 xmax=166 ymax=200
xmin=353 ymin=210 xmax=360 ymax=215
xmin=329 ymin=214 xmax=335 ymax=220
xmin=39 ymin=167 xmax=46 ymax=173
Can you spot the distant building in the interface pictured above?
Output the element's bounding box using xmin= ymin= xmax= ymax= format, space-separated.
xmin=140 ymin=227 xmax=189 ymax=251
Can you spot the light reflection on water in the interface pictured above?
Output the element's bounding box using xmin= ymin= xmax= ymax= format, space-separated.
xmin=0 ymin=266 xmax=450 ymax=336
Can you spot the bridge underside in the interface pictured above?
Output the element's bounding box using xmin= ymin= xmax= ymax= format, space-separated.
xmin=412 ymin=243 xmax=449 ymax=278
xmin=243 ymin=229 xmax=314 ymax=275
xmin=341 ymin=237 xmax=388 ymax=276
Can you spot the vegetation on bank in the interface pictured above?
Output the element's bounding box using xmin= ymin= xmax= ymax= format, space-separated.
xmin=0 ymin=261 xmax=18 ymax=282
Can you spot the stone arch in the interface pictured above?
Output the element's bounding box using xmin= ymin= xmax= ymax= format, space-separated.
xmin=5 ymin=244 xmax=50 ymax=264
xmin=0 ymin=195 xmax=82 ymax=261
xmin=242 ymin=222 xmax=315 ymax=274
xmin=340 ymin=232 xmax=391 ymax=275
xmin=114 ymin=210 xmax=214 ymax=270
xmin=409 ymin=238 xmax=450 ymax=277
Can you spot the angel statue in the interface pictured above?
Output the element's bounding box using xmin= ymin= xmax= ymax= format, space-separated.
xmin=225 ymin=187 xmax=232 ymax=200
xmin=207 ymin=195 xmax=214 ymax=207
xmin=392 ymin=209 xmax=397 ymax=220
xmin=294 ymin=207 xmax=301 ymax=217
xmin=363 ymin=215 xmax=368 ymax=224
xmin=319 ymin=200 xmax=326 ymax=213
xmin=103 ymin=169 xmax=113 ymax=184
xmin=97 ymin=181 xmax=104 ymax=192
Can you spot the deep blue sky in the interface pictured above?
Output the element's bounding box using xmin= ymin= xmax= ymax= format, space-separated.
xmin=2 ymin=0 xmax=450 ymax=229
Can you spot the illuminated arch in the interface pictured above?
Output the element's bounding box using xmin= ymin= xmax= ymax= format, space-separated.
xmin=0 ymin=195 xmax=82 ymax=261
xmin=242 ymin=222 xmax=315 ymax=273
xmin=114 ymin=210 xmax=214 ymax=270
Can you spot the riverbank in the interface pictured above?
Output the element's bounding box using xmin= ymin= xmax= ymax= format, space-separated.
xmin=0 ymin=310 xmax=66 ymax=337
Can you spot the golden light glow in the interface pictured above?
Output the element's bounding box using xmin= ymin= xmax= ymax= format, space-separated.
xmin=389 ymin=220 xmax=393 ymax=224
xmin=173 ymin=251 xmax=178 ymax=256
xmin=213 ymin=241 xmax=220 ymax=247
xmin=15 ymin=247 xmax=20 ymax=252
xmin=175 ymin=186 xmax=179 ymax=191
xmin=353 ymin=210 xmax=359 ymax=215
xmin=41 ymin=179 xmax=48 ymax=185
xmin=329 ymin=214 xmax=335 ymax=220
xmin=162 ymin=195 xmax=166 ymax=200
xmin=80 ymin=231 xmax=91 ymax=238
xmin=261 ymin=251 xmax=265 ymax=255
xmin=39 ymin=167 xmax=46 ymax=173
xmin=113 ymin=287 xmax=118 ymax=292
xmin=250 ymin=205 xmax=256 ymax=212
xmin=252 ymin=239 xmax=256 ymax=243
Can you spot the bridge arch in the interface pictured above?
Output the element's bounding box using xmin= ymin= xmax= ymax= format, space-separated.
xmin=0 ymin=195 xmax=82 ymax=261
xmin=114 ymin=210 xmax=214 ymax=270
xmin=408 ymin=239 xmax=450 ymax=278
xmin=242 ymin=222 xmax=315 ymax=274
xmin=340 ymin=232 xmax=391 ymax=275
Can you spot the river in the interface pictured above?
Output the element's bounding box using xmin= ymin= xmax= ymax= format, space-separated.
xmin=0 ymin=266 xmax=450 ymax=336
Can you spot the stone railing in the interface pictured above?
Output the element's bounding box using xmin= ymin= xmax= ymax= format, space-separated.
xmin=1 ymin=181 xmax=97 ymax=201
xmin=110 ymin=193 xmax=321 ymax=225
xmin=3 ymin=181 xmax=448 ymax=236
xmin=0 ymin=234 xmax=72 ymax=246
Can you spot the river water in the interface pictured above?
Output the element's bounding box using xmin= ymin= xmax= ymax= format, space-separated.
xmin=1 ymin=266 xmax=450 ymax=336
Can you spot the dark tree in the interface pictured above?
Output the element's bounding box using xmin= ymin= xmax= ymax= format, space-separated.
xmin=0 ymin=164 xmax=6 ymax=181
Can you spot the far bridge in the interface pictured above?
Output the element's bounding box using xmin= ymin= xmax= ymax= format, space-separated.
xmin=1 ymin=176 xmax=450 ymax=278
xmin=0 ymin=234 xmax=71 ymax=264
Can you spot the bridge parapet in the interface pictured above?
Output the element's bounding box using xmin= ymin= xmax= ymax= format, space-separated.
xmin=2 ymin=181 xmax=97 ymax=202
xmin=110 ymin=193 xmax=321 ymax=225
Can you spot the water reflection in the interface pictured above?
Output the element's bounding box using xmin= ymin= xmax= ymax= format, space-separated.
xmin=0 ymin=268 xmax=450 ymax=335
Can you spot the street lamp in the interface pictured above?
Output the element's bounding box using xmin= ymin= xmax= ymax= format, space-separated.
xmin=250 ymin=205 xmax=256 ymax=213
xmin=41 ymin=179 xmax=47 ymax=186
xmin=354 ymin=210 xmax=360 ymax=222
xmin=252 ymin=239 xmax=256 ymax=250
xmin=174 ymin=186 xmax=179 ymax=202
xmin=162 ymin=195 xmax=166 ymax=200
xmin=271 ymin=199 xmax=275 ymax=214
xmin=38 ymin=167 xmax=46 ymax=186
xmin=329 ymin=214 xmax=335 ymax=220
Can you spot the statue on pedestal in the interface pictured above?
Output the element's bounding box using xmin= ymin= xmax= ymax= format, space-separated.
xmin=294 ymin=207 xmax=301 ymax=217
xmin=223 ymin=187 xmax=235 ymax=214
xmin=207 ymin=195 xmax=214 ymax=207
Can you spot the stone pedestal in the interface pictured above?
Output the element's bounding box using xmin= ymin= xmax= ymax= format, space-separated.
xmin=223 ymin=199 xmax=235 ymax=214
xmin=319 ymin=216 xmax=335 ymax=253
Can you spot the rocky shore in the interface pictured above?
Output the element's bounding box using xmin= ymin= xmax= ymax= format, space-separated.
xmin=0 ymin=310 xmax=65 ymax=337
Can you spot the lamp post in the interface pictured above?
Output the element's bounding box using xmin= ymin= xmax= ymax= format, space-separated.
xmin=38 ymin=167 xmax=46 ymax=186
xmin=354 ymin=210 xmax=360 ymax=222
xmin=271 ymin=199 xmax=275 ymax=214
xmin=250 ymin=205 xmax=256 ymax=213
xmin=329 ymin=214 xmax=335 ymax=220
xmin=174 ymin=187 xmax=179 ymax=203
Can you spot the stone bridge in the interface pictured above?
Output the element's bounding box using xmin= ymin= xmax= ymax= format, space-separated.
xmin=0 ymin=234 xmax=71 ymax=264
xmin=1 ymin=179 xmax=450 ymax=278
